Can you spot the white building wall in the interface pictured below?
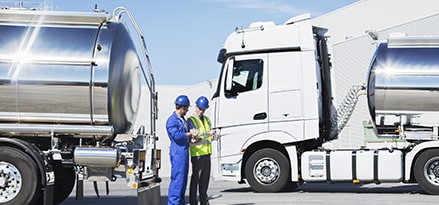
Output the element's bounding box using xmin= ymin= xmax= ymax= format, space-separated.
xmin=324 ymin=34 xmax=376 ymax=149
xmin=313 ymin=0 xmax=439 ymax=44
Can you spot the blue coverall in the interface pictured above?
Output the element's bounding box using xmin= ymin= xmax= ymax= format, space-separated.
xmin=166 ymin=111 xmax=189 ymax=205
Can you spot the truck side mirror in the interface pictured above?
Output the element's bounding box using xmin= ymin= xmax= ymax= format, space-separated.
xmin=225 ymin=58 xmax=234 ymax=92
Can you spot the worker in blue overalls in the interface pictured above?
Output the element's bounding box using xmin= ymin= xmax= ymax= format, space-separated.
xmin=166 ymin=95 xmax=199 ymax=205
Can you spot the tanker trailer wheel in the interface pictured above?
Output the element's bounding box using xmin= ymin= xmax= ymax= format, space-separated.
xmin=53 ymin=161 xmax=75 ymax=204
xmin=0 ymin=146 xmax=41 ymax=204
xmin=245 ymin=148 xmax=290 ymax=192
xmin=414 ymin=149 xmax=439 ymax=194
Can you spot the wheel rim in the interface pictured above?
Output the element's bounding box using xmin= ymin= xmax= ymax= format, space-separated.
xmin=423 ymin=156 xmax=439 ymax=186
xmin=0 ymin=161 xmax=23 ymax=203
xmin=253 ymin=157 xmax=280 ymax=185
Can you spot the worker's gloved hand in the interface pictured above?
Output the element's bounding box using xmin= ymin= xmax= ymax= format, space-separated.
xmin=211 ymin=129 xmax=220 ymax=141
xmin=190 ymin=135 xmax=201 ymax=143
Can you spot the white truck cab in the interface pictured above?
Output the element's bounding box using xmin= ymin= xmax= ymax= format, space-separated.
xmin=212 ymin=13 xmax=333 ymax=191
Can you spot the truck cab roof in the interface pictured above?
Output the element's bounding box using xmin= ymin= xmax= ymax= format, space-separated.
xmin=220 ymin=13 xmax=320 ymax=60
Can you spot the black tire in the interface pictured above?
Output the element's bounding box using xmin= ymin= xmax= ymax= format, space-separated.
xmin=245 ymin=148 xmax=290 ymax=192
xmin=414 ymin=149 xmax=439 ymax=194
xmin=53 ymin=162 xmax=76 ymax=204
xmin=0 ymin=146 xmax=41 ymax=205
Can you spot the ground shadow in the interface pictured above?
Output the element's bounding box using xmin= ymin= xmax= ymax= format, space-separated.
xmin=299 ymin=183 xmax=423 ymax=194
xmin=62 ymin=196 xmax=138 ymax=205
xmin=221 ymin=183 xmax=424 ymax=195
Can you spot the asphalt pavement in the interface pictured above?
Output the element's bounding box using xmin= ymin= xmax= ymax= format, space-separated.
xmin=61 ymin=177 xmax=438 ymax=205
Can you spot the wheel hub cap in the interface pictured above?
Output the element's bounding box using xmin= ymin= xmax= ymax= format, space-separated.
xmin=0 ymin=161 xmax=22 ymax=203
xmin=425 ymin=157 xmax=439 ymax=185
xmin=254 ymin=158 xmax=279 ymax=184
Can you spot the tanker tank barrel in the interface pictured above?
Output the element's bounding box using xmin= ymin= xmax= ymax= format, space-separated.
xmin=367 ymin=37 xmax=439 ymax=140
xmin=0 ymin=7 xmax=153 ymax=138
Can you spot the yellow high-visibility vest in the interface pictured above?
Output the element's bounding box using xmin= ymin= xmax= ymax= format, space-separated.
xmin=188 ymin=115 xmax=212 ymax=157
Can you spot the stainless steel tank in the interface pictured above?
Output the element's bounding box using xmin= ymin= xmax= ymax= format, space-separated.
xmin=367 ymin=37 xmax=439 ymax=138
xmin=0 ymin=9 xmax=142 ymax=135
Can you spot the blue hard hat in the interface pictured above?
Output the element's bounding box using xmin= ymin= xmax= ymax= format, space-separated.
xmin=175 ymin=95 xmax=190 ymax=106
xmin=195 ymin=96 xmax=209 ymax=109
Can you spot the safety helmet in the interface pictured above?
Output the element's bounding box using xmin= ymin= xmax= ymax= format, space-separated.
xmin=175 ymin=95 xmax=190 ymax=106
xmin=195 ymin=96 xmax=209 ymax=109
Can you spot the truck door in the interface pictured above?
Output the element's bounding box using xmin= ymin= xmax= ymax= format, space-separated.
xmin=212 ymin=54 xmax=268 ymax=174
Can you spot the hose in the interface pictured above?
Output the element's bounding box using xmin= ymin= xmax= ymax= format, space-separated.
xmin=330 ymin=84 xmax=366 ymax=138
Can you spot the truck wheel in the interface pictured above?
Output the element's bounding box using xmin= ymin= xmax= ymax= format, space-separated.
xmin=245 ymin=148 xmax=290 ymax=192
xmin=0 ymin=146 xmax=41 ymax=204
xmin=414 ymin=149 xmax=439 ymax=194
xmin=53 ymin=162 xmax=76 ymax=204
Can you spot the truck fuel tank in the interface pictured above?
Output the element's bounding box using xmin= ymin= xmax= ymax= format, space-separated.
xmin=301 ymin=149 xmax=403 ymax=182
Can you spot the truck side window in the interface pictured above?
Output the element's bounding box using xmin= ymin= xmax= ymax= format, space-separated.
xmin=225 ymin=59 xmax=263 ymax=97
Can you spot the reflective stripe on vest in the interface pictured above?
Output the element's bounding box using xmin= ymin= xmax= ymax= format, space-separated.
xmin=188 ymin=115 xmax=212 ymax=157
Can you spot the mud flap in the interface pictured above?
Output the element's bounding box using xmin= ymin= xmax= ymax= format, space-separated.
xmin=43 ymin=183 xmax=54 ymax=205
xmin=137 ymin=183 xmax=160 ymax=205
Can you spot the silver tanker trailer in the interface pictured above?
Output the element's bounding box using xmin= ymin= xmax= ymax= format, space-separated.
xmin=0 ymin=5 xmax=160 ymax=205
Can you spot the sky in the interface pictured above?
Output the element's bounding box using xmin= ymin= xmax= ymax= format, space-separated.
xmin=14 ymin=0 xmax=358 ymax=85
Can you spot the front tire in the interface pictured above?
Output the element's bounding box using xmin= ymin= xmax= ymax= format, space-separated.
xmin=245 ymin=148 xmax=290 ymax=192
xmin=414 ymin=149 xmax=439 ymax=194
xmin=0 ymin=146 xmax=41 ymax=205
